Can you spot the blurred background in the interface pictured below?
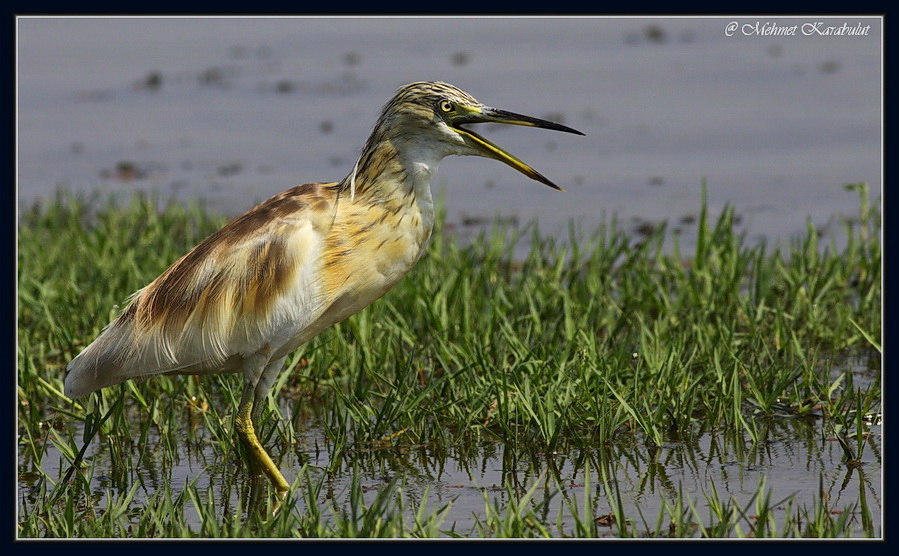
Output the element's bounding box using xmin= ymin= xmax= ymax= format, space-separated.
xmin=16 ymin=16 xmax=882 ymax=248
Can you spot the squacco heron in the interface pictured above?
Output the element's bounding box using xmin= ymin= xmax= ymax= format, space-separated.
xmin=64 ymin=81 xmax=584 ymax=494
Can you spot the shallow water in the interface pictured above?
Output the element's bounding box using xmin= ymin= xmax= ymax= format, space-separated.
xmin=16 ymin=16 xmax=882 ymax=249
xmin=19 ymin=378 xmax=881 ymax=537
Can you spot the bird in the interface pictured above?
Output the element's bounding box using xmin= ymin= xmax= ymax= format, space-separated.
xmin=64 ymin=81 xmax=584 ymax=495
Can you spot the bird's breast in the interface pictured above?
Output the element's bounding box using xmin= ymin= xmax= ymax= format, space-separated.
xmin=315 ymin=193 xmax=434 ymax=330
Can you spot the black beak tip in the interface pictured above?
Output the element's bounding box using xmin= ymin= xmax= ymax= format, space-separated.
xmin=554 ymin=123 xmax=585 ymax=136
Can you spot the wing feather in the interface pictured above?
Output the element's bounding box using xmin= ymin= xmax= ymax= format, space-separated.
xmin=64 ymin=182 xmax=339 ymax=398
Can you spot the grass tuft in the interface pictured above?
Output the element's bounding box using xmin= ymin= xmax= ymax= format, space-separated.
xmin=17 ymin=184 xmax=880 ymax=538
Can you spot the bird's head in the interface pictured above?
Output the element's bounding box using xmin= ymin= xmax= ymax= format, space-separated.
xmin=375 ymin=81 xmax=585 ymax=191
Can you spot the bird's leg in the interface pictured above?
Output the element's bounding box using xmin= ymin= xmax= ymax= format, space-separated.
xmin=251 ymin=356 xmax=286 ymax=428
xmin=234 ymin=353 xmax=290 ymax=495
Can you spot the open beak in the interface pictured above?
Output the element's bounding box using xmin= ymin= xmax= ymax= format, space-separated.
xmin=450 ymin=106 xmax=585 ymax=191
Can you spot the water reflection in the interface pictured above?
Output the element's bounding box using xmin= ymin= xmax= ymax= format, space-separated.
xmin=19 ymin=399 xmax=880 ymax=536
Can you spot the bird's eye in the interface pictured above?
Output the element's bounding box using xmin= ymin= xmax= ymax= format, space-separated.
xmin=438 ymin=100 xmax=454 ymax=113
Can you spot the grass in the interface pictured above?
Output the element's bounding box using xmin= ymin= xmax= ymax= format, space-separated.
xmin=17 ymin=183 xmax=881 ymax=538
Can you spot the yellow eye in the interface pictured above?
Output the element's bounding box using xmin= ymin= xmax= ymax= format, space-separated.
xmin=439 ymin=100 xmax=454 ymax=113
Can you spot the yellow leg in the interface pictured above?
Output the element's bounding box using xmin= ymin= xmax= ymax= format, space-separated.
xmin=235 ymin=388 xmax=290 ymax=495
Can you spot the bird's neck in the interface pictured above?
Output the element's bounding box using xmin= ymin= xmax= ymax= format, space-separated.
xmin=333 ymin=130 xmax=437 ymax=279
xmin=340 ymin=129 xmax=441 ymax=208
